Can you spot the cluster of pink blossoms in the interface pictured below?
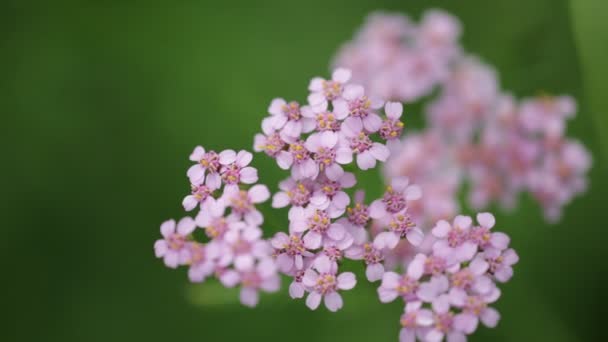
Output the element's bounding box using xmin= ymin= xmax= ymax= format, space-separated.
xmin=154 ymin=67 xmax=520 ymax=341
xmin=334 ymin=10 xmax=592 ymax=226
xmin=155 ymin=147 xmax=280 ymax=307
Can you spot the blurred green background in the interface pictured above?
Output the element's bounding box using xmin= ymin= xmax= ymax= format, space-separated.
xmin=2 ymin=0 xmax=607 ymax=341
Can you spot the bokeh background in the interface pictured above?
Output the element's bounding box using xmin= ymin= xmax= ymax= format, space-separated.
xmin=2 ymin=0 xmax=607 ymax=341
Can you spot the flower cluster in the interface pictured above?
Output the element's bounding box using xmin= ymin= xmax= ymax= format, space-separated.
xmin=155 ymin=147 xmax=280 ymax=307
xmin=334 ymin=10 xmax=592 ymax=225
xmin=379 ymin=213 xmax=518 ymax=342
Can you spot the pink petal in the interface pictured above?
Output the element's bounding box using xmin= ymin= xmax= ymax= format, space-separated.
xmin=306 ymin=292 xmax=322 ymax=310
xmin=308 ymin=77 xmax=324 ymax=92
xmin=189 ymin=146 xmax=205 ymax=161
xmin=343 ymin=84 xmax=364 ymax=100
xmin=369 ymin=200 xmax=387 ymax=219
xmin=406 ymin=228 xmax=424 ymax=246
xmin=335 ymin=147 xmax=353 ymax=164
xmin=370 ymin=142 xmax=389 ymax=161
xmin=481 ymin=307 xmax=500 ymax=327
xmin=454 ymin=215 xmax=472 ymax=230
xmin=391 ymin=176 xmax=410 ymax=192
xmin=219 ymin=149 xmax=237 ymax=165
xmin=328 ymin=224 xmax=346 ymax=240
xmin=381 ymin=272 xmax=400 ymax=288
xmin=454 ymin=313 xmax=478 ymax=334
xmin=220 ymin=270 xmax=240 ymax=287
xmin=476 ymin=212 xmax=496 ymax=229
xmin=405 ymin=185 xmax=422 ymax=201
xmin=333 ymin=99 xmax=349 ymax=120
xmin=240 ymin=167 xmax=258 ymax=184
xmin=332 ymin=68 xmax=351 ymax=83
xmin=163 ymin=251 xmax=179 ymax=268
xmin=407 ymin=254 xmax=425 ymax=279
xmin=302 ymin=269 xmax=319 ymax=287
xmin=490 ymin=232 xmax=510 ymax=250
xmin=272 ymin=192 xmax=290 ymax=208
xmin=187 ymin=164 xmax=205 ymax=184
xmin=271 ymin=232 xmax=289 ymax=249
xmin=325 ymin=163 xmax=344 ymax=181
xmin=177 ymin=217 xmax=196 ymax=235
xmin=366 ymin=263 xmax=385 ymax=282
xmin=276 ymin=151 xmax=293 ymax=169
xmin=363 ymin=113 xmax=382 ymax=132
xmin=182 ymin=195 xmax=198 ymax=211
xmin=160 ymin=219 xmax=176 ymax=238
xmin=469 ymin=257 xmax=489 ymax=275
xmin=268 ymin=98 xmax=286 ymax=116
xmin=324 ymin=292 xmax=343 ymax=312
xmin=289 ymin=282 xmax=305 ymax=299
xmin=337 ymin=272 xmax=357 ymax=290
xmin=249 ymin=184 xmax=270 ymax=203
xmin=432 ymin=220 xmax=451 ymax=238
xmin=384 ymin=102 xmax=403 ymax=119
xmin=308 ymin=92 xmax=326 ymax=107
xmin=205 ymin=173 xmax=221 ymax=189
xmin=154 ymin=240 xmax=167 ymax=257
xmin=342 ymin=117 xmax=363 ymax=137
xmin=314 ymin=255 xmax=332 ymax=274
xmin=378 ymin=287 xmax=399 ymax=303
xmin=240 ymin=287 xmax=259 ymax=307
xmin=357 ymin=150 xmax=377 ymax=170
xmin=304 ymin=231 xmax=322 ymax=249
xmin=236 ymin=150 xmax=253 ymax=167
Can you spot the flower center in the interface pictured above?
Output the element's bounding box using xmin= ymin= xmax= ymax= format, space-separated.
xmin=382 ymin=186 xmax=407 ymax=213
xmin=349 ymin=132 xmax=373 ymax=154
xmin=191 ymin=184 xmax=212 ymax=201
xmin=289 ymin=141 xmax=310 ymax=164
xmin=347 ymin=202 xmax=370 ymax=226
xmin=396 ymin=275 xmax=419 ymax=301
xmin=282 ymin=101 xmax=301 ymax=121
xmin=447 ymin=227 xmax=468 ymax=247
xmin=315 ymin=273 xmax=337 ymax=294
xmin=435 ymin=312 xmax=454 ymax=333
xmin=221 ymin=163 xmax=241 ymax=185
xmin=261 ymin=132 xmax=285 ymax=157
xmin=379 ymin=119 xmax=404 ymax=140
xmin=349 ymin=96 xmax=372 ymax=118
xmin=319 ymin=180 xmax=340 ymax=198
xmin=167 ymin=233 xmax=186 ymax=250
xmin=424 ymin=256 xmax=447 ymax=275
xmin=451 ymin=269 xmax=474 ymax=289
xmin=205 ymin=218 xmax=228 ymax=239
xmin=315 ymin=112 xmax=340 ymax=131
xmin=363 ymin=243 xmax=384 ymax=265
xmin=388 ymin=212 xmax=415 ymax=237
xmin=464 ymin=296 xmax=487 ymax=316
xmin=313 ymin=147 xmax=336 ymax=169
xmin=469 ymin=226 xmax=491 ymax=248
xmin=400 ymin=312 xmax=417 ymax=328
xmin=282 ymin=235 xmax=307 ymax=256
xmin=324 ymin=246 xmax=343 ymax=261
xmin=189 ymin=243 xmax=206 ymax=264
xmin=307 ymin=210 xmax=331 ymax=233
xmin=286 ymin=182 xmax=311 ymax=206
xmin=322 ymin=80 xmax=342 ymax=100
xmin=230 ymin=190 xmax=253 ymax=214
xmin=200 ymin=152 xmax=221 ymax=173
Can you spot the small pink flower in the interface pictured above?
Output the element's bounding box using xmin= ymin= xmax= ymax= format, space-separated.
xmin=310 ymin=172 xmax=356 ymax=215
xmin=253 ymin=131 xmax=286 ymax=157
xmin=373 ymin=209 xmax=424 ymax=249
xmin=448 ymin=257 xmax=494 ymax=295
xmin=398 ymin=301 xmax=434 ymax=342
xmin=154 ymin=217 xmax=196 ymax=268
xmin=182 ymin=182 xmax=218 ymax=211
xmin=432 ymin=215 xmax=478 ymax=263
xmin=467 ymin=213 xmax=510 ymax=251
xmin=222 ymin=184 xmax=270 ymax=226
xmin=276 ymin=140 xmax=318 ymax=180
xmin=187 ymin=146 xmax=236 ymax=187
xmin=289 ymin=207 xmax=346 ymax=249
xmin=195 ymin=201 xmax=241 ymax=240
xmin=334 ymin=84 xmax=384 ymax=133
xmin=301 ymin=103 xmax=342 ymax=132
xmin=223 ymin=225 xmax=271 ymax=271
xmin=271 ymin=177 xmax=314 ymax=215
xmin=481 ymin=247 xmax=519 ymax=283
xmin=339 ymin=118 xmax=390 ymax=170
xmin=220 ymin=150 xmax=258 ymax=187
xmin=186 ymin=242 xmax=215 ymax=283
xmin=304 ymin=131 xmax=353 ymax=180
xmin=450 ymin=288 xmax=501 ymax=334
xmin=302 ymin=256 xmax=357 ymax=312
xmin=238 ymin=258 xmax=280 ymax=307
xmin=379 ymin=102 xmax=405 ymax=150
xmin=370 ymin=177 xmax=422 ymax=218
xmin=377 ymin=254 xmax=426 ymax=302
xmin=421 ymin=294 xmax=467 ymax=342
xmin=271 ymin=232 xmax=315 ymax=273
xmin=345 ymin=242 xmax=385 ymax=282
xmin=308 ymin=68 xmax=352 ymax=107
xmin=267 ymin=99 xmax=315 ymax=139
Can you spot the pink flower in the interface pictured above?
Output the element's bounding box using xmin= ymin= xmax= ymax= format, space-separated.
xmin=432 ymin=215 xmax=478 ymax=262
xmin=222 ymin=184 xmax=270 ymax=226
xmin=187 ymin=146 xmax=236 ymax=187
xmin=238 ymin=258 xmax=280 ymax=307
xmin=339 ymin=118 xmax=390 ymax=170
xmin=308 ymin=68 xmax=352 ymax=107
xmin=288 ymin=269 xmax=308 ymax=299
xmin=302 ymin=256 xmax=357 ymax=312
xmin=398 ymin=301 xmax=434 ymax=342
xmin=253 ymin=131 xmax=286 ymax=157
xmin=182 ymin=182 xmax=218 ymax=211
xmin=370 ymin=177 xmax=422 ymax=218
xmin=222 ymin=225 xmax=271 ymax=271
xmin=373 ymin=209 xmax=424 ymax=249
xmin=220 ymin=150 xmax=258 ymax=187
xmin=195 ymin=201 xmax=240 ymax=240
xmin=467 ymin=213 xmax=510 ymax=251
xmin=289 ymin=207 xmax=346 ymax=249
xmin=276 ymin=140 xmax=318 ymax=180
xmin=154 ymin=217 xmax=196 ymax=268
xmin=186 ymin=242 xmax=215 ymax=283
xmin=271 ymin=177 xmax=314 ymax=214
xmin=271 ymin=232 xmax=315 ymax=273
xmin=377 ymin=254 xmax=426 ymax=302
xmin=309 ymin=172 xmax=356 ymax=215
xmin=448 ymin=257 xmax=494 ymax=295
xmin=304 ymin=131 xmax=353 ymax=180
xmin=449 ymin=288 xmax=501 ymax=334
xmin=267 ymin=99 xmax=315 ymax=139
xmin=334 ymin=84 xmax=384 ymax=133
xmin=379 ymin=102 xmax=405 ymax=150
xmin=301 ymin=102 xmax=343 ymax=132
xmin=345 ymin=242 xmax=385 ymax=282
xmin=481 ymin=247 xmax=519 ymax=283
xmin=421 ymin=294 xmax=467 ymax=342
